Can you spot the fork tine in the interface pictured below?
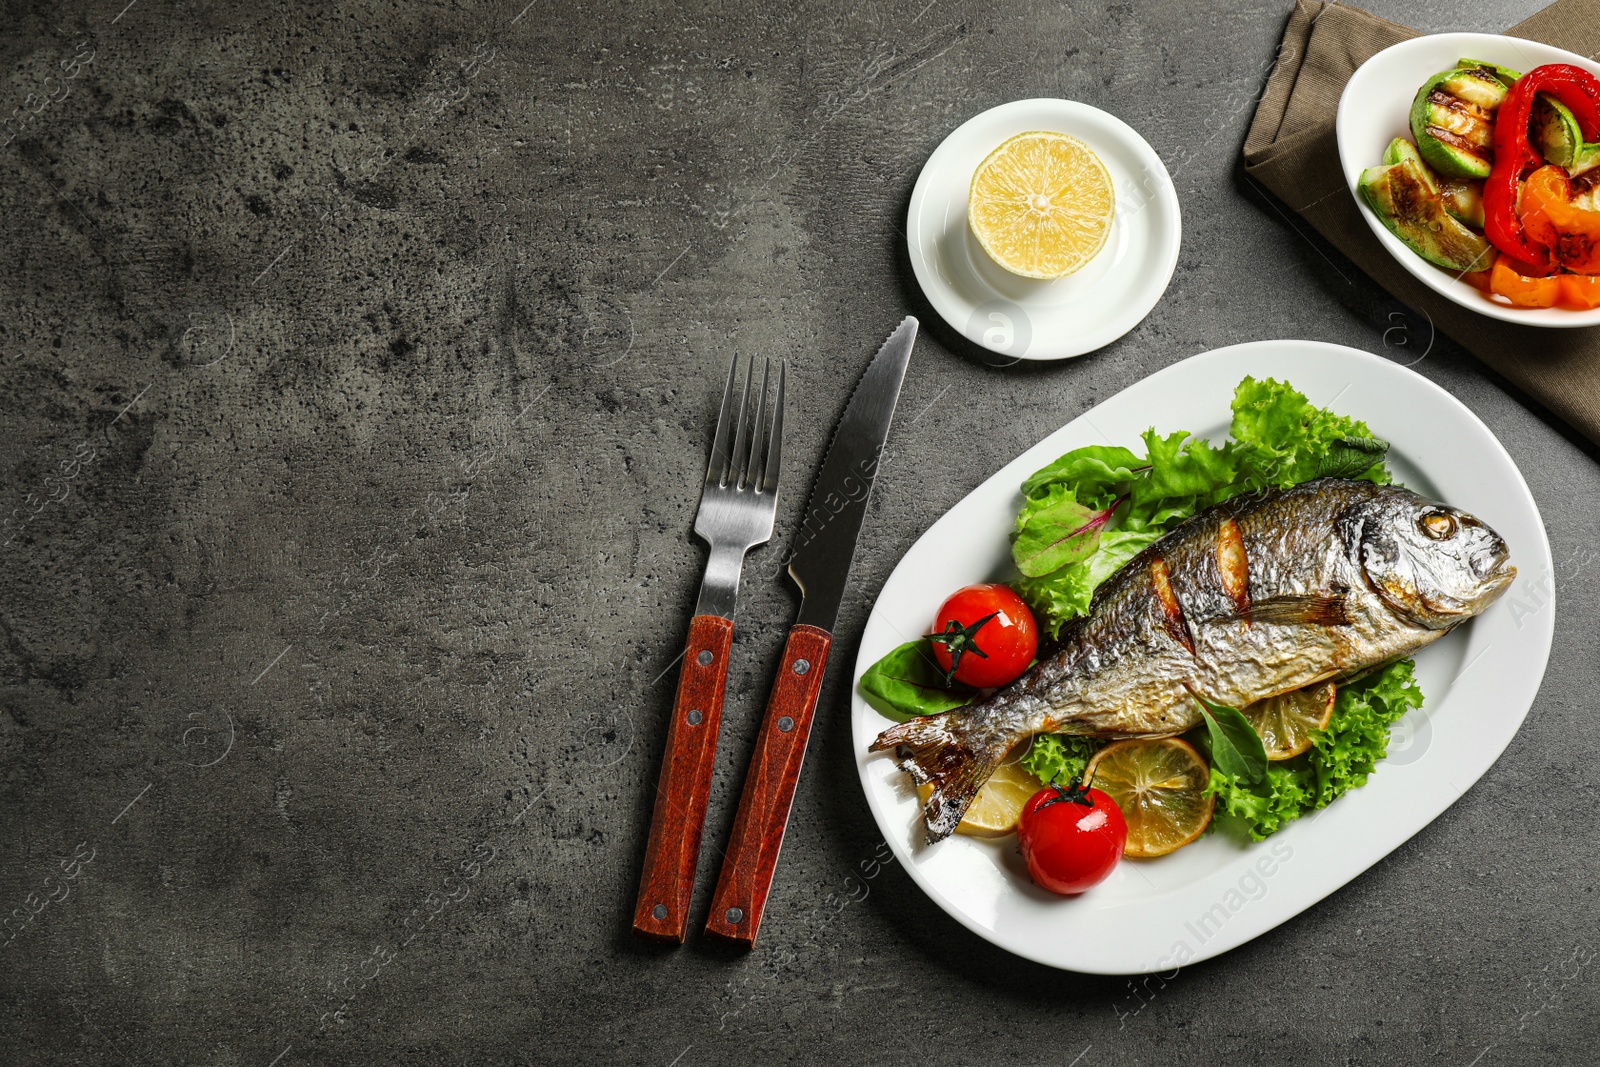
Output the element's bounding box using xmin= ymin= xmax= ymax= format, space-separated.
xmin=706 ymin=354 xmax=740 ymax=486
xmin=742 ymin=359 xmax=770 ymax=490
xmin=761 ymin=359 xmax=785 ymax=493
xmin=728 ymin=355 xmax=755 ymax=489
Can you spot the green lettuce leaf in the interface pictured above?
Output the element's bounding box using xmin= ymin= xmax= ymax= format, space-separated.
xmin=1125 ymin=429 xmax=1238 ymax=529
xmin=1019 ymin=733 xmax=1106 ymax=786
xmin=1227 ymin=376 xmax=1392 ymax=492
xmin=1308 ymin=657 xmax=1424 ymax=805
xmin=1208 ymin=762 xmax=1317 ymax=840
xmin=1020 ymin=445 xmax=1144 ymax=505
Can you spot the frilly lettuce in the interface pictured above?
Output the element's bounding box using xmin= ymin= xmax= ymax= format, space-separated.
xmin=1019 ymin=733 xmax=1105 ymax=787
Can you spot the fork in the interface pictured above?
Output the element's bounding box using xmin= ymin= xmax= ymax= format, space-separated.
xmin=632 ymin=354 xmax=785 ymax=943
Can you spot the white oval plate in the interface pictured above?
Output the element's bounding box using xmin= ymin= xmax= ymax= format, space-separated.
xmin=1337 ymin=32 xmax=1600 ymax=328
xmin=851 ymin=340 xmax=1553 ymax=974
xmin=907 ymin=99 xmax=1182 ymax=361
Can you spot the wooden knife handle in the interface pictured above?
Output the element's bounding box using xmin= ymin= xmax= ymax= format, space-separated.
xmin=632 ymin=613 xmax=735 ymax=943
xmin=704 ymin=623 xmax=832 ymax=948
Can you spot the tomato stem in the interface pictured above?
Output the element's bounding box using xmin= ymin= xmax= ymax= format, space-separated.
xmin=1039 ymin=769 xmax=1097 ymax=809
xmin=927 ymin=610 xmax=999 ymax=685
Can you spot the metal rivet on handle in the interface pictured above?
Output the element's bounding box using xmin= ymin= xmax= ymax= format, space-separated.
xmin=686 ymin=709 xmax=703 ymax=726
xmin=777 ymin=716 xmax=794 ymax=733
xmin=792 ymin=658 xmax=810 ymax=675
xmin=652 ymin=903 xmax=668 ymax=921
xmin=726 ymin=906 xmax=744 ymax=925
xmin=697 ymin=650 xmax=713 ymax=666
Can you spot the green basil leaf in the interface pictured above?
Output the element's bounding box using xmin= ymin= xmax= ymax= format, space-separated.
xmin=1193 ymin=693 xmax=1268 ymax=786
xmin=1314 ymin=435 xmax=1390 ymax=481
xmin=858 ymin=640 xmax=976 ymax=722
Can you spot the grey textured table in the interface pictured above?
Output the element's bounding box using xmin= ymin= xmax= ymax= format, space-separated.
xmin=4 ymin=1 xmax=1597 ymax=1063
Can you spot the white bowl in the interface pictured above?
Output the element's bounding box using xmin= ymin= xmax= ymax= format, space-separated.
xmin=1336 ymin=31 xmax=1600 ymax=328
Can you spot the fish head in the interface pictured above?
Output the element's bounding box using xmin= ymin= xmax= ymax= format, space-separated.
xmin=1350 ymin=494 xmax=1516 ymax=629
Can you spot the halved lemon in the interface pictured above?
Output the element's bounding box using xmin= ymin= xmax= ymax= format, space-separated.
xmin=967 ymin=130 xmax=1115 ymax=279
xmin=1243 ymin=681 xmax=1336 ymax=760
xmin=1084 ymin=738 xmax=1213 ymax=858
xmin=916 ymin=754 xmax=1040 ymax=837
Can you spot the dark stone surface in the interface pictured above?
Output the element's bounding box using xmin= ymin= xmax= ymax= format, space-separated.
xmin=3 ymin=0 xmax=1597 ymax=1063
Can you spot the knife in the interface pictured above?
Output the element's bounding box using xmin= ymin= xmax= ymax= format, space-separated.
xmin=703 ymin=316 xmax=918 ymax=947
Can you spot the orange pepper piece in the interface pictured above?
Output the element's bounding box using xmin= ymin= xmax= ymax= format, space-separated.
xmin=1462 ymin=263 xmax=1496 ymax=293
xmin=1519 ymin=165 xmax=1600 ymax=274
xmin=1490 ymin=257 xmax=1561 ymax=307
xmin=1559 ymin=272 xmax=1600 ymax=309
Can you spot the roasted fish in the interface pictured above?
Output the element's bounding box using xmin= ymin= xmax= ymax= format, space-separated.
xmin=871 ymin=479 xmax=1516 ymax=842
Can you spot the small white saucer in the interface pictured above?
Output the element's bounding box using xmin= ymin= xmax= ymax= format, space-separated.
xmin=907 ymin=99 xmax=1182 ymax=361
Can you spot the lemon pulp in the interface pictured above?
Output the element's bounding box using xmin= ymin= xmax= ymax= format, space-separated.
xmin=1084 ymin=738 xmax=1214 ymax=858
xmin=1244 ymin=681 xmax=1337 ymax=760
xmin=967 ymin=130 xmax=1115 ymax=279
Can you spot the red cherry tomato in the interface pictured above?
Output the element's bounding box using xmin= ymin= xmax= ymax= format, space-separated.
xmin=1017 ymin=782 xmax=1127 ymax=895
xmin=928 ymin=584 xmax=1038 ymax=689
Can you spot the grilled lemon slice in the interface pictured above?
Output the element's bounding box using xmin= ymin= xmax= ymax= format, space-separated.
xmin=1084 ymin=738 xmax=1214 ymax=858
xmin=917 ymin=755 xmax=1039 ymax=837
xmin=1243 ymin=681 xmax=1337 ymax=760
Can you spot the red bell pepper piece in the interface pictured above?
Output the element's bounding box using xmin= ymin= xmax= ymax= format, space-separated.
xmin=1483 ymin=64 xmax=1600 ymax=270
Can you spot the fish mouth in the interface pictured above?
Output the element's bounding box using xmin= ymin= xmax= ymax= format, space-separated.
xmin=1485 ymin=560 xmax=1517 ymax=592
xmin=1472 ymin=536 xmax=1515 ymax=587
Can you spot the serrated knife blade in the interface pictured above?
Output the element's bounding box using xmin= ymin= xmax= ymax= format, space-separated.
xmin=787 ymin=315 xmax=918 ymax=629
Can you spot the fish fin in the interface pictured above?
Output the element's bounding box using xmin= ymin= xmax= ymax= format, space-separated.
xmin=869 ymin=711 xmax=1011 ymax=843
xmin=1247 ymin=593 xmax=1351 ymax=627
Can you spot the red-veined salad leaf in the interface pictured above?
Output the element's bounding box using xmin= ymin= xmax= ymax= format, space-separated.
xmin=1010 ymin=493 xmax=1127 ymax=577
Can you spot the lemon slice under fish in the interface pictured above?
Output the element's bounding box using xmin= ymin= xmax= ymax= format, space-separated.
xmin=967 ymin=130 xmax=1115 ymax=279
xmin=917 ymin=755 xmax=1040 ymax=837
xmin=1243 ymin=681 xmax=1337 ymax=760
xmin=1084 ymin=738 xmax=1214 ymax=858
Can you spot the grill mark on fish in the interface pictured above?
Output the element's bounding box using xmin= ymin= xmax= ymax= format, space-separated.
xmin=1149 ymin=555 xmax=1195 ymax=655
xmin=1217 ymin=517 xmax=1251 ymax=623
xmin=871 ymin=478 xmax=1517 ymax=843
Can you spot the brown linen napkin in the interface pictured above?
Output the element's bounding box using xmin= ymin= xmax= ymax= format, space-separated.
xmin=1243 ymin=0 xmax=1600 ymax=446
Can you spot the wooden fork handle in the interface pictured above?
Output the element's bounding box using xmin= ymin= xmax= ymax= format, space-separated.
xmin=704 ymin=623 xmax=832 ymax=948
xmin=632 ymin=613 xmax=735 ymax=943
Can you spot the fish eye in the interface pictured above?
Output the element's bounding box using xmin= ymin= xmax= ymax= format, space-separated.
xmin=1419 ymin=510 xmax=1456 ymax=540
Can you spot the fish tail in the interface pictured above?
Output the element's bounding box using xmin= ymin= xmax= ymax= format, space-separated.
xmin=869 ymin=710 xmax=1014 ymax=843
